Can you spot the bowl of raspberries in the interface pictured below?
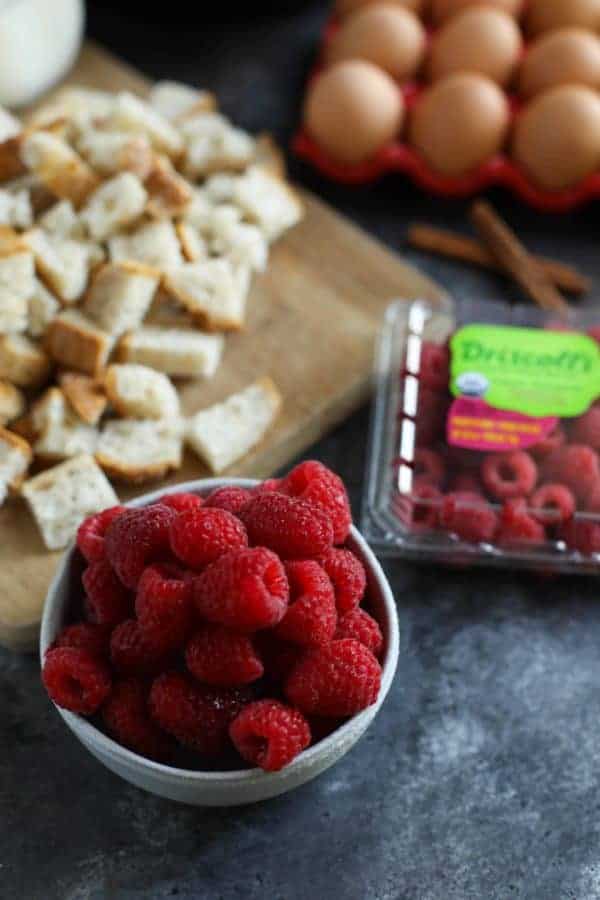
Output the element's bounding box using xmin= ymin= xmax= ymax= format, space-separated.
xmin=40 ymin=461 xmax=399 ymax=806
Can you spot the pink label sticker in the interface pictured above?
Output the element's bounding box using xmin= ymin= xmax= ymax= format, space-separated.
xmin=447 ymin=396 xmax=559 ymax=452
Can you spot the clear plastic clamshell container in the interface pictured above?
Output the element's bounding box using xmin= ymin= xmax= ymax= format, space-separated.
xmin=362 ymin=297 xmax=600 ymax=574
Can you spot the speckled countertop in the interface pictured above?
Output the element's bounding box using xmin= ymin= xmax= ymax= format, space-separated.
xmin=2 ymin=5 xmax=600 ymax=898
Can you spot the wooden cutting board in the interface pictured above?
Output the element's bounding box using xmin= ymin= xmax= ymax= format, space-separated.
xmin=0 ymin=42 xmax=443 ymax=652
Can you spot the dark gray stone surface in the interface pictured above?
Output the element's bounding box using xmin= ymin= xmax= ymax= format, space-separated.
xmin=3 ymin=5 xmax=600 ymax=898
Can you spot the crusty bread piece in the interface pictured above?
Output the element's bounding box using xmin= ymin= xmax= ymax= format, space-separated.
xmin=145 ymin=154 xmax=192 ymax=219
xmin=26 ymin=87 xmax=115 ymax=130
xmin=175 ymin=222 xmax=207 ymax=263
xmin=204 ymin=174 xmax=239 ymax=204
xmin=23 ymin=228 xmax=104 ymax=304
xmin=253 ymin=133 xmax=287 ymax=179
xmin=105 ymin=363 xmax=180 ymax=420
xmin=79 ymin=172 xmax=148 ymax=241
xmin=34 ymin=411 xmax=99 ymax=462
xmin=0 ymin=427 xmax=32 ymax=504
xmin=0 ymin=334 xmax=51 ymax=387
xmin=209 ymin=217 xmax=268 ymax=273
xmin=233 ymin=166 xmax=303 ymax=242
xmin=58 ymin=372 xmax=107 ymax=426
xmin=0 ymin=107 xmax=21 ymax=144
xmin=148 ymin=81 xmax=216 ymax=122
xmin=0 ymin=249 xmax=36 ymax=333
xmin=46 ymin=310 xmax=114 ymax=376
xmin=185 ymin=376 xmax=282 ymax=473
xmin=29 ymin=386 xmax=67 ymax=436
xmin=163 ymin=258 xmax=248 ymax=331
xmin=0 ymin=380 xmax=25 ymax=426
xmin=21 ymin=131 xmax=100 ymax=208
xmin=76 ymin=129 xmax=154 ymax=179
xmin=0 ymin=135 xmax=26 ymax=184
xmin=108 ymin=220 xmax=183 ymax=270
xmin=181 ymin=187 xmax=218 ymax=231
xmin=28 ymin=278 xmax=60 ymax=338
xmin=116 ymin=325 xmax=224 ymax=378
xmin=0 ymin=188 xmax=32 ymax=229
xmin=83 ymin=261 xmax=159 ymax=337
xmin=21 ymin=453 xmax=119 ymax=550
xmin=181 ymin=113 xmax=255 ymax=178
xmin=108 ymin=92 xmax=184 ymax=159
xmin=96 ymin=419 xmax=183 ymax=484
xmin=38 ymin=200 xmax=85 ymax=239
xmin=144 ymin=290 xmax=195 ymax=329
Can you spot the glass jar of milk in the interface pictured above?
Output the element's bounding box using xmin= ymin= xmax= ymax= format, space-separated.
xmin=0 ymin=0 xmax=84 ymax=108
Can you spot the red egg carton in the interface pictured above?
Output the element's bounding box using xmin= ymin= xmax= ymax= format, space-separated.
xmin=293 ymin=15 xmax=600 ymax=212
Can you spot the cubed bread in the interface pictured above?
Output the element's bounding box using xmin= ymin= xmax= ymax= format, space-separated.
xmin=0 ymin=106 xmax=21 ymax=143
xmin=145 ymin=154 xmax=192 ymax=219
xmin=96 ymin=419 xmax=183 ymax=483
xmin=108 ymin=221 xmax=183 ymax=270
xmin=21 ymin=131 xmax=100 ymax=207
xmin=0 ymin=380 xmax=25 ymax=425
xmin=116 ymin=325 xmax=224 ymax=378
xmin=233 ymin=166 xmax=303 ymax=242
xmin=27 ymin=87 xmax=115 ymax=130
xmin=175 ymin=222 xmax=208 ymax=263
xmin=38 ymin=200 xmax=85 ymax=239
xmin=46 ymin=310 xmax=114 ymax=376
xmin=21 ymin=453 xmax=119 ymax=550
xmin=163 ymin=258 xmax=248 ymax=331
xmin=58 ymin=372 xmax=107 ymax=426
xmin=34 ymin=411 xmax=99 ymax=462
xmin=209 ymin=217 xmax=268 ymax=272
xmin=79 ymin=172 xmax=148 ymax=241
xmin=27 ymin=279 xmax=60 ymax=338
xmin=253 ymin=133 xmax=287 ymax=179
xmin=0 ymin=427 xmax=32 ymax=504
xmin=0 ymin=135 xmax=26 ymax=183
xmin=148 ymin=81 xmax=216 ymax=122
xmin=105 ymin=363 xmax=180 ymax=420
xmin=0 ymin=249 xmax=36 ymax=333
xmin=0 ymin=188 xmax=32 ymax=229
xmin=203 ymin=174 xmax=238 ymax=204
xmin=23 ymin=228 xmax=103 ymax=304
xmin=185 ymin=376 xmax=282 ymax=473
xmin=83 ymin=261 xmax=159 ymax=336
xmin=76 ymin=129 xmax=154 ymax=179
xmin=29 ymin=386 xmax=67 ymax=436
xmin=0 ymin=334 xmax=51 ymax=386
xmin=108 ymin=92 xmax=184 ymax=159
xmin=181 ymin=187 xmax=218 ymax=231
xmin=181 ymin=113 xmax=255 ymax=178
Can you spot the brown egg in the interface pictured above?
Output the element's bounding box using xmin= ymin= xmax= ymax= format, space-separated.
xmin=519 ymin=28 xmax=600 ymax=98
xmin=527 ymin=0 xmax=600 ymax=35
xmin=512 ymin=85 xmax=600 ymax=189
xmin=336 ymin=0 xmax=425 ymax=19
xmin=327 ymin=5 xmax=426 ymax=81
xmin=409 ymin=73 xmax=510 ymax=176
xmin=430 ymin=0 xmax=523 ymax=24
xmin=303 ymin=60 xmax=405 ymax=165
xmin=429 ymin=6 xmax=522 ymax=87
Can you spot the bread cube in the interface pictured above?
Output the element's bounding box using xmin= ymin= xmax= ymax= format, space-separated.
xmin=79 ymin=172 xmax=148 ymax=241
xmin=181 ymin=113 xmax=255 ymax=178
xmin=163 ymin=258 xmax=248 ymax=331
xmin=0 ymin=188 xmax=32 ymax=229
xmin=0 ymin=334 xmax=50 ymax=386
xmin=21 ymin=131 xmax=100 ymax=207
xmin=233 ymin=166 xmax=303 ymax=241
xmin=38 ymin=200 xmax=85 ymax=239
xmin=148 ymin=81 xmax=216 ymax=122
xmin=0 ymin=380 xmax=25 ymax=426
xmin=76 ymin=128 xmax=154 ymax=179
xmin=46 ymin=310 xmax=114 ymax=376
xmin=116 ymin=325 xmax=224 ymax=378
xmin=23 ymin=228 xmax=103 ymax=304
xmin=27 ymin=280 xmax=60 ymax=338
xmin=0 ymin=427 xmax=31 ymax=505
xmin=58 ymin=373 xmax=107 ymax=426
xmin=108 ymin=221 xmax=183 ymax=271
xmin=108 ymin=92 xmax=184 ymax=158
xmin=96 ymin=419 xmax=183 ymax=484
xmin=105 ymin=363 xmax=180 ymax=420
xmin=145 ymin=154 xmax=192 ymax=219
xmin=83 ymin=261 xmax=159 ymax=336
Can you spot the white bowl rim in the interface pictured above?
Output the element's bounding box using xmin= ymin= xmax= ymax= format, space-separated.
xmin=40 ymin=477 xmax=400 ymax=786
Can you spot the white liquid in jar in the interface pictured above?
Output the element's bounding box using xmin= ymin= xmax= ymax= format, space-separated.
xmin=0 ymin=0 xmax=84 ymax=108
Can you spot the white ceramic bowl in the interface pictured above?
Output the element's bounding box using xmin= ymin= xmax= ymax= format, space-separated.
xmin=40 ymin=478 xmax=400 ymax=806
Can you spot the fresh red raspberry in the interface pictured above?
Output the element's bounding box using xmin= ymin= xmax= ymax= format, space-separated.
xmin=418 ymin=341 xmax=449 ymax=391
xmin=413 ymin=388 xmax=449 ymax=446
xmin=193 ymin=547 xmax=289 ymax=631
xmin=393 ymin=483 xmax=442 ymax=533
xmin=530 ymin=424 xmax=566 ymax=460
xmin=481 ymin=451 xmax=538 ymax=500
xmin=439 ymin=492 xmax=497 ymax=543
xmin=83 ymin=559 xmax=133 ymax=627
xmin=105 ymin=504 xmax=176 ymax=589
xmin=49 ymin=622 xmax=110 ymax=659
xmin=110 ymin=619 xmax=172 ymax=676
xmin=412 ymin=448 xmax=445 ymax=487
xmin=102 ymin=678 xmax=173 ymax=762
xmin=570 ymin=407 xmax=600 ymax=451
xmin=280 ymin=460 xmax=352 ymax=544
xmin=42 ymin=647 xmax=111 ymax=715
xmin=335 ymin=608 xmax=383 ymax=657
xmin=559 ymin=519 xmax=600 ymax=555
xmin=76 ymin=505 xmax=126 ymax=563
xmin=273 ymin=560 xmax=337 ymax=647
xmin=229 ymin=699 xmax=311 ymax=772
xmin=497 ymin=498 xmax=545 ymax=545
xmin=254 ymin=633 xmax=302 ymax=683
xmin=585 ymin=481 xmax=600 ymax=513
xmin=149 ymin=671 xmax=251 ymax=756
xmin=185 ymin=625 xmax=264 ymax=686
xmin=135 ymin=563 xmax=194 ymax=651
xmin=169 ymin=506 xmax=248 ymax=569
xmin=543 ymin=445 xmax=600 ymax=502
xmin=285 ymin=639 xmax=381 ymax=717
xmin=239 ymin=492 xmax=334 ymax=559
xmin=318 ymin=547 xmax=366 ymax=614
xmin=448 ymin=472 xmax=482 ymax=494
xmin=530 ymin=483 xmax=576 ymax=525
xmin=203 ymin=486 xmax=252 ymax=514
xmin=158 ymin=492 xmax=203 ymax=513
xmin=252 ymin=478 xmax=282 ymax=495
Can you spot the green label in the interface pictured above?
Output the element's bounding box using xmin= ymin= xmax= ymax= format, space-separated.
xmin=450 ymin=324 xmax=600 ymax=418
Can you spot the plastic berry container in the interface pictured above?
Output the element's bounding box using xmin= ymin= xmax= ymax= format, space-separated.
xmin=362 ymin=297 xmax=600 ymax=574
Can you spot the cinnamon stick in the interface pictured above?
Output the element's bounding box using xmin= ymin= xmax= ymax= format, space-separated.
xmin=407 ymin=224 xmax=589 ymax=296
xmin=470 ymin=201 xmax=570 ymax=316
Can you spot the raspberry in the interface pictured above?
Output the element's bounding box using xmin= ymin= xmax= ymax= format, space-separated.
xmin=413 ymin=388 xmax=449 ymax=446
xmin=570 ymin=407 xmax=600 ymax=451
xmin=280 ymin=460 xmax=352 ymax=544
xmin=102 ymin=677 xmax=173 ymax=762
xmin=135 ymin=563 xmax=194 ymax=651
xmin=83 ymin=559 xmax=133 ymax=628
xmin=252 ymin=478 xmax=282 ymax=495
xmin=530 ymin=483 xmax=576 ymax=525
xmin=254 ymin=633 xmax=302 ymax=683
xmin=318 ymin=548 xmax=366 ymax=614
xmin=448 ymin=472 xmax=482 ymax=494
xmin=285 ymin=639 xmax=381 ymax=717
xmin=559 ymin=519 xmax=600 ymax=555
xmin=585 ymin=481 xmax=600 ymax=513
xmin=158 ymin=492 xmax=203 ymax=513
xmin=412 ymin=448 xmax=445 ymax=487
xmin=239 ymin=492 xmax=334 ymax=560
xmin=273 ymin=560 xmax=337 ymax=647
xmin=229 ymin=700 xmax=311 ymax=772
xmin=49 ymin=622 xmax=110 ymax=659
xmin=169 ymin=507 xmax=247 ymax=569
xmin=149 ymin=671 xmax=251 ymax=756
xmin=481 ymin=451 xmax=538 ymax=500
xmin=105 ymin=504 xmax=176 ymax=589
xmin=203 ymin=486 xmax=252 ymax=514
xmin=394 ymin=483 xmax=442 ymax=533
xmin=335 ymin=608 xmax=383 ymax=657
xmin=439 ymin=492 xmax=497 ymax=543
xmin=543 ymin=445 xmax=600 ymax=502
xmin=193 ymin=547 xmax=289 ymax=631
xmin=497 ymin=498 xmax=545 ymax=545
xmin=42 ymin=647 xmax=111 ymax=715
xmin=76 ymin=505 xmax=126 ymax=563
xmin=530 ymin=424 xmax=566 ymax=460
xmin=186 ymin=625 xmax=264 ymax=686
xmin=110 ymin=619 xmax=172 ymax=676
xmin=418 ymin=341 xmax=449 ymax=391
